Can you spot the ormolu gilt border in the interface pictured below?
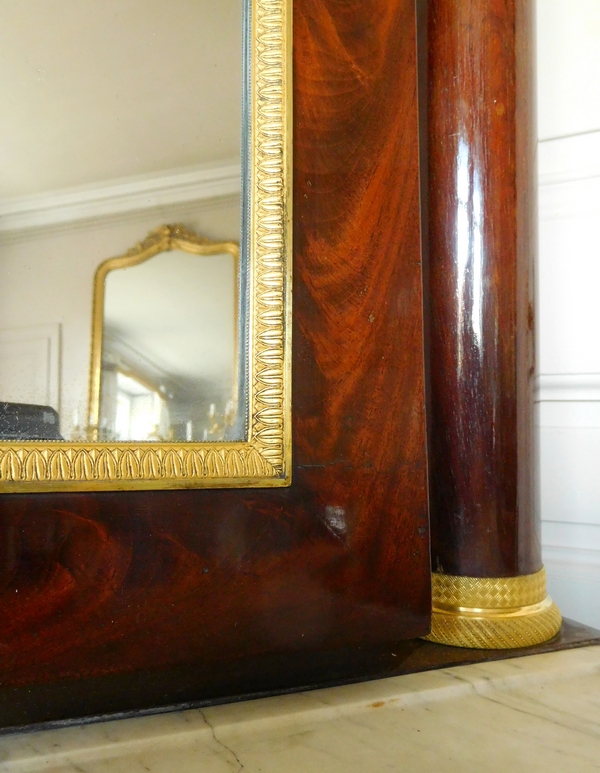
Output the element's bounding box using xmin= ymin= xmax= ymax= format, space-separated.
xmin=424 ymin=568 xmax=562 ymax=649
xmin=0 ymin=0 xmax=292 ymax=492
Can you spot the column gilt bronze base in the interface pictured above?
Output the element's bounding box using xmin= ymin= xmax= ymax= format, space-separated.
xmin=424 ymin=568 xmax=562 ymax=649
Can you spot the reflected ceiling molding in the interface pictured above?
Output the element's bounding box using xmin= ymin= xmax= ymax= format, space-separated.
xmin=0 ymin=159 xmax=241 ymax=233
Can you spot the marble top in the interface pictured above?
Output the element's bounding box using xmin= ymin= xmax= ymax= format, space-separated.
xmin=1 ymin=645 xmax=599 ymax=772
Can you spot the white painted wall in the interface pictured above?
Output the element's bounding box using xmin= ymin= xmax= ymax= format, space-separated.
xmin=537 ymin=0 xmax=600 ymax=628
xmin=0 ymin=194 xmax=240 ymax=441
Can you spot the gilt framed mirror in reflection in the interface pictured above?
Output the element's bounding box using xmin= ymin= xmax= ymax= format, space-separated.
xmin=0 ymin=0 xmax=292 ymax=493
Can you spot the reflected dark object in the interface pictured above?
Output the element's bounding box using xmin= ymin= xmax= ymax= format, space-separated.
xmin=0 ymin=402 xmax=63 ymax=441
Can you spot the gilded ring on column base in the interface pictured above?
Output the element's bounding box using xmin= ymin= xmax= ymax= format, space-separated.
xmin=424 ymin=567 xmax=562 ymax=649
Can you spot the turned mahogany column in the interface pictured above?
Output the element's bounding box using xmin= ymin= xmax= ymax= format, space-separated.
xmin=425 ymin=0 xmax=561 ymax=647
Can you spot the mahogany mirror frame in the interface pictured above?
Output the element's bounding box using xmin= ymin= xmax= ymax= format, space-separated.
xmin=0 ymin=0 xmax=431 ymax=730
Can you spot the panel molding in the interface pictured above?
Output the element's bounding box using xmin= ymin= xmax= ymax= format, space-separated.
xmin=0 ymin=160 xmax=241 ymax=233
xmin=539 ymin=130 xmax=600 ymax=187
xmin=536 ymin=373 xmax=600 ymax=402
xmin=544 ymin=545 xmax=600 ymax=579
xmin=543 ymin=545 xmax=600 ymax=630
xmin=0 ymin=324 xmax=61 ymax=411
xmin=539 ymin=131 xmax=600 ymax=221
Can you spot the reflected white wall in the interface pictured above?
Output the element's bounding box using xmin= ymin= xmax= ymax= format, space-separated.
xmin=0 ymin=196 xmax=240 ymax=440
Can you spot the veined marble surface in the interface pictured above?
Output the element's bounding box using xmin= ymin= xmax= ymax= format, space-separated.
xmin=1 ymin=646 xmax=600 ymax=772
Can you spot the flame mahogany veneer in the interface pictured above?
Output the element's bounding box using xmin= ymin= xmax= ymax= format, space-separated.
xmin=427 ymin=0 xmax=539 ymax=578
xmin=0 ymin=0 xmax=430 ymax=728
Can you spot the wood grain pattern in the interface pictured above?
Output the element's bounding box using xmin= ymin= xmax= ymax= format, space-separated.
xmin=427 ymin=0 xmax=539 ymax=577
xmin=1 ymin=619 xmax=597 ymax=730
xmin=0 ymin=0 xmax=429 ymax=728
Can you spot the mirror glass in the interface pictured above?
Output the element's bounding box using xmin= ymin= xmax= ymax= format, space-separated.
xmin=0 ymin=0 xmax=246 ymax=443
xmin=94 ymin=236 xmax=241 ymax=443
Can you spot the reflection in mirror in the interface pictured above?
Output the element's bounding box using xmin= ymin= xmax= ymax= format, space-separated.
xmin=89 ymin=226 xmax=242 ymax=443
xmin=0 ymin=0 xmax=246 ymax=443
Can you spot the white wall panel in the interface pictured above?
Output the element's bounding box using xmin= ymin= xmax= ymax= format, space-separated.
xmin=540 ymin=427 xmax=600 ymax=526
xmin=537 ymin=0 xmax=600 ymax=630
xmin=537 ymin=0 xmax=600 ymax=140
xmin=543 ymin=522 xmax=600 ymax=551
xmin=538 ymin=184 xmax=600 ymax=375
xmin=545 ymin=571 xmax=600 ymax=630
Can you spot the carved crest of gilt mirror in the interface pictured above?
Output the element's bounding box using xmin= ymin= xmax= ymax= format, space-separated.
xmin=0 ymin=0 xmax=292 ymax=492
